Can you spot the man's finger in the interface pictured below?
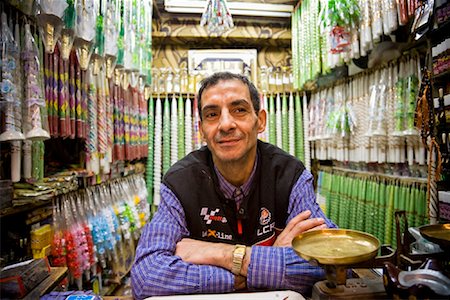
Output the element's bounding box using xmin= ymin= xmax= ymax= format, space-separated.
xmin=305 ymin=223 xmax=328 ymax=232
xmin=284 ymin=210 xmax=311 ymax=232
xmin=291 ymin=217 xmax=325 ymax=236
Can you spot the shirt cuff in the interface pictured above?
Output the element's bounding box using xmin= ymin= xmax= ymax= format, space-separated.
xmin=247 ymin=246 xmax=285 ymax=290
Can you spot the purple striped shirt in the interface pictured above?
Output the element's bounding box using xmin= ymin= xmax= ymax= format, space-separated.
xmin=214 ymin=156 xmax=257 ymax=208
xmin=131 ymin=169 xmax=336 ymax=299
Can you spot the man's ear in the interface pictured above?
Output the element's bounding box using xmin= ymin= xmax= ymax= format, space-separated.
xmin=257 ymin=109 xmax=267 ymax=133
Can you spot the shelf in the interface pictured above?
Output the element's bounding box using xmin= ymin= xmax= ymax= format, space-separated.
xmin=432 ymin=69 xmax=450 ymax=82
xmin=23 ymin=267 xmax=68 ymax=300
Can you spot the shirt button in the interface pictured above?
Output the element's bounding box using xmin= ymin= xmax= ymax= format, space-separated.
xmin=238 ymin=208 xmax=245 ymax=215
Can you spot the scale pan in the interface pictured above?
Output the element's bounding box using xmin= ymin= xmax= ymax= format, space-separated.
xmin=292 ymin=229 xmax=380 ymax=265
xmin=420 ymin=223 xmax=450 ymax=251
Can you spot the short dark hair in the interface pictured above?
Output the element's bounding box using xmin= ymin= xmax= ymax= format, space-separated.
xmin=197 ymin=72 xmax=260 ymax=120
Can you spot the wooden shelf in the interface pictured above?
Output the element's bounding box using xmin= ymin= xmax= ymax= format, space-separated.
xmin=23 ymin=267 xmax=68 ymax=300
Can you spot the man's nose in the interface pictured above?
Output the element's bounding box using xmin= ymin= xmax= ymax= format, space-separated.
xmin=218 ymin=110 xmax=236 ymax=131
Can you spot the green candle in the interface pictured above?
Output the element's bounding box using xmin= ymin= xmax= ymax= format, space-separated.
xmin=295 ymin=92 xmax=304 ymax=161
xmin=177 ymin=95 xmax=185 ymax=159
xmin=146 ymin=95 xmax=154 ymax=204
xmin=162 ymin=95 xmax=171 ymax=175
xmin=268 ymin=94 xmax=276 ymax=145
xmin=281 ymin=93 xmax=288 ymax=151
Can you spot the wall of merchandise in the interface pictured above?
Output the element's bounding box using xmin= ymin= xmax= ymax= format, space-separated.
xmin=295 ymin=0 xmax=450 ymax=234
xmin=0 ymin=0 xmax=153 ymax=294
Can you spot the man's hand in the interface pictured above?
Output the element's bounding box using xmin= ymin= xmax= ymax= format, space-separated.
xmin=273 ymin=210 xmax=327 ymax=247
xmin=175 ymin=238 xmax=234 ymax=269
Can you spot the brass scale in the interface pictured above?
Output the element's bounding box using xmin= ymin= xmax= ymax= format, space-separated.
xmin=291 ymin=223 xmax=450 ymax=299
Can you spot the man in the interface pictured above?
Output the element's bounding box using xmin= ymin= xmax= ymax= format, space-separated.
xmin=131 ymin=72 xmax=335 ymax=299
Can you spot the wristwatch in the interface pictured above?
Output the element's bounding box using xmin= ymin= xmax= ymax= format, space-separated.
xmin=231 ymin=244 xmax=246 ymax=275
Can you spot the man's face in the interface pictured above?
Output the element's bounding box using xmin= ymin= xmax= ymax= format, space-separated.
xmin=199 ymin=79 xmax=266 ymax=167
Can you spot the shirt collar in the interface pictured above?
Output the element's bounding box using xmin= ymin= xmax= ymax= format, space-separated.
xmin=215 ymin=153 xmax=258 ymax=199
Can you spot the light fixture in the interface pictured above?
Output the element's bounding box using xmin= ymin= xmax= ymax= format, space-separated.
xmin=164 ymin=0 xmax=293 ymax=18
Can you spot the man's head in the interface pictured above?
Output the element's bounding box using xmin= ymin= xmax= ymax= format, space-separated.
xmin=198 ymin=72 xmax=261 ymax=119
xmin=197 ymin=72 xmax=266 ymax=172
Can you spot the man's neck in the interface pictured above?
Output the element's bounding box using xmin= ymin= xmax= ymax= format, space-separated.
xmin=214 ymin=154 xmax=256 ymax=187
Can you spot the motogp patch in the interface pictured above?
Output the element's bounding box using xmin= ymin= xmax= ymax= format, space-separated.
xmin=200 ymin=207 xmax=228 ymax=224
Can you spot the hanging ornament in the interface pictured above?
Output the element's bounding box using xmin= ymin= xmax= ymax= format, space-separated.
xmin=36 ymin=0 xmax=67 ymax=54
xmin=0 ymin=12 xmax=24 ymax=142
xmin=59 ymin=0 xmax=77 ymax=61
xmin=200 ymin=0 xmax=234 ymax=35
xmin=73 ymin=0 xmax=96 ymax=70
xmin=23 ymin=24 xmax=50 ymax=141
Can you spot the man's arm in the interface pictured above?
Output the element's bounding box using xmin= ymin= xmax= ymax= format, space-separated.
xmin=246 ymin=169 xmax=336 ymax=292
xmin=175 ymin=170 xmax=336 ymax=294
xmin=130 ymin=184 xmax=235 ymax=299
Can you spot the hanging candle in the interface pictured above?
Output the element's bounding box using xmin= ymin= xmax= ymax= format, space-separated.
xmin=275 ymin=93 xmax=282 ymax=149
xmin=163 ymin=95 xmax=171 ymax=174
xmin=281 ymin=93 xmax=289 ymax=152
xmin=193 ymin=95 xmax=201 ymax=149
xmin=302 ymin=92 xmax=311 ymax=170
xmin=268 ymin=93 xmax=276 ymax=145
xmin=295 ymin=92 xmax=304 ymax=161
xmin=153 ymin=96 xmax=162 ymax=205
xmin=97 ymin=69 xmax=108 ymax=171
xmin=104 ymin=1 xmax=119 ymax=78
xmin=260 ymin=93 xmax=268 ymax=142
xmin=288 ymin=92 xmax=295 ymax=156
xmin=58 ymin=46 xmax=71 ymax=138
xmin=146 ymin=94 xmax=154 ymax=204
xmin=73 ymin=0 xmax=96 ymax=70
xmin=178 ymin=95 xmax=185 ymax=159
xmin=185 ymin=96 xmax=193 ymax=155
xmin=0 ymin=13 xmax=24 ymax=142
xmin=86 ymin=69 xmax=99 ymax=174
xmin=170 ymin=94 xmax=178 ymax=166
xmin=36 ymin=0 xmax=67 ymax=54
xmin=22 ymin=24 xmax=50 ymax=141
xmin=59 ymin=0 xmax=76 ymax=61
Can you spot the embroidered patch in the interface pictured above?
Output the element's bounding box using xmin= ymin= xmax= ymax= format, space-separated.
xmin=259 ymin=207 xmax=271 ymax=226
xmin=200 ymin=207 xmax=228 ymax=224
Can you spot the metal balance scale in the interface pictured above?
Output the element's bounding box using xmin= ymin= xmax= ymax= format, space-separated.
xmin=292 ymin=225 xmax=450 ymax=300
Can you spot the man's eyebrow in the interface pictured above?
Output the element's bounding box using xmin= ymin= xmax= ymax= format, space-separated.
xmin=201 ymin=104 xmax=219 ymax=112
xmin=230 ymin=99 xmax=251 ymax=106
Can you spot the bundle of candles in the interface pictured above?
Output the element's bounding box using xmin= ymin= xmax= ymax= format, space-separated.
xmin=292 ymin=0 xmax=418 ymax=90
xmin=148 ymin=90 xmax=307 ymax=206
xmin=50 ymin=174 xmax=149 ymax=286
xmin=1 ymin=0 xmax=153 ymax=184
xmin=308 ymin=55 xmax=425 ymax=177
xmin=318 ymin=168 xmax=428 ymax=248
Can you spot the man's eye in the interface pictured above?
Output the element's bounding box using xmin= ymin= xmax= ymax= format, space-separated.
xmin=234 ymin=108 xmax=247 ymax=114
xmin=205 ymin=112 xmax=218 ymax=119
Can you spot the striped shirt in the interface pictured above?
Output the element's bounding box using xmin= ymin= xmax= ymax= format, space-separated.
xmin=131 ymin=169 xmax=336 ymax=299
xmin=214 ymin=156 xmax=257 ymax=209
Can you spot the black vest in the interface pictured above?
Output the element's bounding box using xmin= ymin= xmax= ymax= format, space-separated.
xmin=162 ymin=140 xmax=305 ymax=246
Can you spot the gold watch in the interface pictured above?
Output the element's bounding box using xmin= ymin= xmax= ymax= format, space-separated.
xmin=231 ymin=244 xmax=246 ymax=275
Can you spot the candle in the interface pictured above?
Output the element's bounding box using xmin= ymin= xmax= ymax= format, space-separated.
xmin=170 ymin=94 xmax=178 ymax=166
xmin=288 ymin=92 xmax=295 ymax=156
xmin=153 ymin=95 xmax=162 ymax=205
xmin=275 ymin=93 xmax=282 ymax=148
xmin=146 ymin=95 xmax=155 ymax=205
xmin=178 ymin=95 xmax=185 ymax=159
xmin=162 ymin=95 xmax=171 ymax=175
xmin=185 ymin=96 xmax=193 ymax=155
